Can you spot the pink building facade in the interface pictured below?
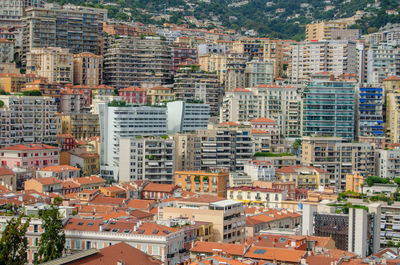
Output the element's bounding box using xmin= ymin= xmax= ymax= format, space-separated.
xmin=0 ymin=144 xmax=59 ymax=172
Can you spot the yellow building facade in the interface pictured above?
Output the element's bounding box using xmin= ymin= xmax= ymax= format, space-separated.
xmin=345 ymin=172 xmax=364 ymax=193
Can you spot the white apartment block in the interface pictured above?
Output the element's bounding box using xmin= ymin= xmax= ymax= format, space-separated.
xmin=228 ymin=186 xmax=286 ymax=208
xmin=220 ymin=85 xmax=301 ymax=137
xmin=376 ymin=148 xmax=400 ymax=179
xmin=243 ymin=160 xmax=275 ymax=182
xmin=119 ymin=137 xmax=175 ymax=184
xmin=245 ymin=59 xmax=274 ymax=87
xmin=99 ymin=103 xmax=167 ymax=180
xmin=26 ymin=47 xmax=73 ymax=84
xmin=290 ymin=40 xmax=358 ymax=83
xmin=0 ymin=95 xmax=57 ymax=146
xmin=367 ymin=43 xmax=400 ymax=84
xmin=166 ymin=101 xmax=210 ymax=134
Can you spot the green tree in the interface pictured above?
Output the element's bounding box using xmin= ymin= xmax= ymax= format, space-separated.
xmin=35 ymin=205 xmax=65 ymax=264
xmin=387 ymin=240 xmax=395 ymax=247
xmin=22 ymin=90 xmax=42 ymax=96
xmin=293 ymin=139 xmax=302 ymax=151
xmin=394 ymin=177 xmax=400 ymax=186
xmin=0 ymin=215 xmax=30 ymax=265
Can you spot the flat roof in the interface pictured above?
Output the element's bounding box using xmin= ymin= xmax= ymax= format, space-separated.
xmin=210 ymin=200 xmax=242 ymax=207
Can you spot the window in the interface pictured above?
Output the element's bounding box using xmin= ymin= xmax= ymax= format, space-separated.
xmin=34 ymin=225 xmax=38 ymax=233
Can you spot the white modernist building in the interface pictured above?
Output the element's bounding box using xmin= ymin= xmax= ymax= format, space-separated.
xmin=167 ymin=101 xmax=210 ymax=134
xmin=99 ymin=103 xmax=167 ymax=180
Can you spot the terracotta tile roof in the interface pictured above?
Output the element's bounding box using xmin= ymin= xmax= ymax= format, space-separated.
xmin=308 ymin=236 xmax=335 ymax=248
xmin=71 ymin=152 xmax=99 ymax=159
xmin=101 ymin=185 xmax=125 ymax=193
xmin=39 ymin=165 xmax=79 ymax=172
xmin=132 ymin=222 xmax=177 ymax=236
xmin=256 ymin=84 xmax=296 ymax=89
xmin=149 ymin=86 xmax=171 ymax=90
xmin=33 ymin=177 xmax=62 ymax=185
xmin=251 ymin=129 xmax=268 ymax=134
xmin=191 ymin=241 xmax=245 ymax=256
xmin=327 ymin=249 xmax=357 ymax=260
xmin=64 ymin=242 xmax=162 ymax=265
xmin=0 ymin=143 xmax=58 ymax=151
xmin=250 ymin=117 xmax=277 ymax=123
xmin=130 ymin=209 xmax=154 ymax=220
xmin=0 ymin=167 xmax=14 ymax=176
xmin=74 ymin=176 xmax=106 ymax=185
xmin=369 ymin=248 xmax=398 ymax=259
xmin=254 ymin=234 xmax=307 ymax=249
xmin=306 ymin=255 xmax=336 ymax=265
xmin=383 ymin=76 xmax=400 ymax=81
xmin=77 ymin=204 xmax=114 ymax=214
xmin=62 ymin=180 xmax=80 ymax=189
xmin=79 ymin=189 xmax=99 ymax=195
xmin=227 ymin=88 xmax=252 ymax=93
xmin=0 ymin=184 xmax=10 ymax=193
xmin=64 ymin=218 xmax=104 ymax=232
xmin=143 ymin=183 xmax=177 ymax=193
xmin=189 ymin=256 xmax=248 ymax=265
xmin=90 ymin=194 xmax=126 ymax=206
xmin=276 ymin=166 xmax=330 ymax=174
xmin=216 ymin=121 xmax=240 ymax=126
xmin=126 ymin=199 xmax=155 ymax=210
xmin=244 ymin=246 xmax=306 ymax=262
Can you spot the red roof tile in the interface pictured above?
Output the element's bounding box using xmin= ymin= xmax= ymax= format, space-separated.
xmin=191 ymin=241 xmax=245 ymax=256
xmin=143 ymin=183 xmax=177 ymax=193
xmin=0 ymin=144 xmax=58 ymax=151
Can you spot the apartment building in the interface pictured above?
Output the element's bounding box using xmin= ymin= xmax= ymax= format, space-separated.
xmin=173 ymin=125 xmax=253 ymax=172
xmin=22 ymin=6 xmax=103 ymax=65
xmin=301 ymin=136 xmax=343 ymax=186
xmin=58 ymin=113 xmax=100 ymax=139
xmin=380 ymin=202 xmax=400 ymax=247
xmin=174 ymin=65 xmax=220 ymax=115
xmin=305 ymin=21 xmax=348 ymax=41
xmin=175 ymin=170 xmax=229 ymax=197
xmin=228 ymin=186 xmax=286 ymax=208
xmin=70 ymin=150 xmax=100 ymax=176
xmin=345 ymin=172 xmax=364 ymax=193
xmin=0 ymin=143 xmax=59 ymax=172
xmin=356 ymin=86 xmax=384 ymax=139
xmin=386 ymin=91 xmax=400 ymax=143
xmin=220 ymin=85 xmax=301 ymax=137
xmin=26 ymin=47 xmax=73 ymax=84
xmin=199 ymin=52 xmax=248 ymax=86
xmin=166 ymin=101 xmax=210 ymax=134
xmin=224 ymin=56 xmax=247 ymax=91
xmin=232 ymin=38 xmax=283 ymax=77
xmin=302 ymin=136 xmax=375 ymax=190
xmin=243 ymin=160 xmax=275 ymax=182
xmin=244 ymin=59 xmax=274 ymax=87
xmin=0 ymin=95 xmax=57 ymax=146
xmin=171 ymin=43 xmax=198 ymax=71
xmin=73 ymin=52 xmax=103 ymax=87
xmin=275 ymin=165 xmax=330 ymax=189
xmin=147 ymin=86 xmax=175 ymax=105
xmin=301 ymin=80 xmax=355 ymax=141
xmin=0 ymin=39 xmax=14 ymax=63
xmin=376 ymin=147 xmax=400 ymax=179
xmin=159 ymin=195 xmax=246 ymax=244
xmin=302 ymin=203 xmax=381 ymax=258
xmin=0 ymin=0 xmax=45 ymax=27
xmin=63 ymin=218 xmax=185 ymax=265
xmin=103 ymin=36 xmax=172 ymax=89
xmin=119 ymin=137 xmax=175 ymax=183
xmin=36 ymin=165 xmax=80 ymax=180
xmin=383 ymin=75 xmax=400 ymax=91
xmin=290 ymin=40 xmax=358 ymax=83
xmin=99 ymin=103 xmax=167 ymax=180
xmin=367 ymin=43 xmax=400 ymax=83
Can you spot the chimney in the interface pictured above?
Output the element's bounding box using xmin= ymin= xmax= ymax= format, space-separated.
xmin=117 ymin=261 xmax=124 ymax=265
xmin=99 ymin=225 xmax=103 ymax=232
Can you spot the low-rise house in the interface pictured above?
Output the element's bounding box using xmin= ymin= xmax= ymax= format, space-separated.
xmin=36 ymin=165 xmax=80 ymax=180
xmin=246 ymin=209 xmax=301 ymax=237
xmin=275 ymin=166 xmax=330 ymax=189
xmin=72 ymin=175 xmax=106 ymax=191
xmin=244 ymin=246 xmax=306 ymax=264
xmin=63 ymin=218 xmax=185 ymax=265
xmin=70 ymin=150 xmax=99 ymax=176
xmin=0 ymin=144 xmax=59 ymax=172
xmin=62 ymin=180 xmax=80 ymax=195
xmin=42 ymin=242 xmax=162 ymax=265
xmin=142 ymin=183 xmax=180 ymax=200
xmin=99 ymin=185 xmax=126 ymax=198
xmin=24 ymin=177 xmax=62 ymax=193
xmin=0 ymin=167 xmax=16 ymax=191
xmin=190 ymin=241 xmax=246 ymax=260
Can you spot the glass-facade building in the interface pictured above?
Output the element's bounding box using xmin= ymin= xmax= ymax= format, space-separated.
xmin=302 ymin=81 xmax=355 ymax=141
xmin=358 ymin=86 xmax=384 ymax=137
